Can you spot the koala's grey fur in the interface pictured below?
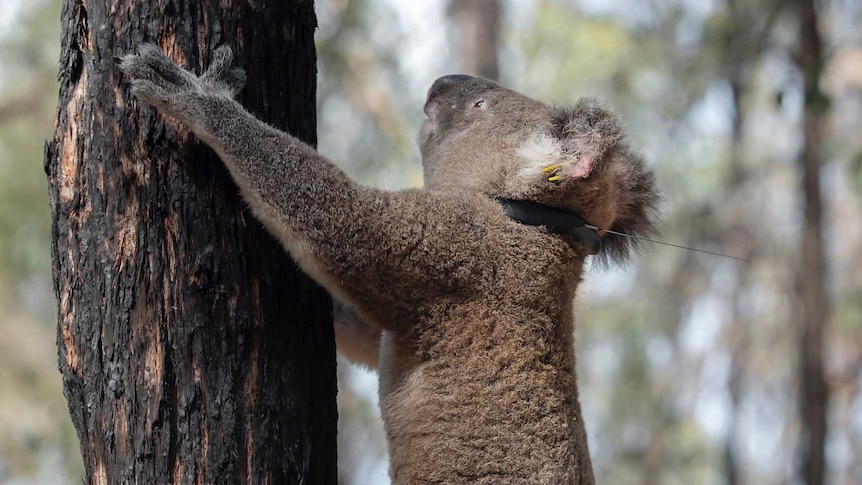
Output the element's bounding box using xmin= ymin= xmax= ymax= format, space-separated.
xmin=121 ymin=45 xmax=659 ymax=484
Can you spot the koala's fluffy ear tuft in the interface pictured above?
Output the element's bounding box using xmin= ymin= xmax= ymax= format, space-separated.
xmin=550 ymin=99 xmax=623 ymax=179
xmin=595 ymin=151 xmax=661 ymax=267
xmin=548 ymin=98 xmax=660 ymax=265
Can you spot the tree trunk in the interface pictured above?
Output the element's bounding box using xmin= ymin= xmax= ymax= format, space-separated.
xmin=796 ymin=0 xmax=830 ymax=483
xmin=449 ymin=0 xmax=501 ymax=80
xmin=723 ymin=72 xmax=757 ymax=485
xmin=717 ymin=3 xmax=780 ymax=480
xmin=44 ymin=0 xmax=337 ymax=483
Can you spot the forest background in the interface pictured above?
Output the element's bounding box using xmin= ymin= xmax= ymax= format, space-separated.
xmin=0 ymin=0 xmax=860 ymax=484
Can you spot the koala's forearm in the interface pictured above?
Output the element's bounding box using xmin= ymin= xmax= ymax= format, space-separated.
xmin=185 ymin=95 xmax=363 ymax=239
xmin=180 ymin=95 xmax=489 ymax=324
xmin=182 ymin=96 xmax=383 ymax=292
xmin=121 ymin=46 xmax=495 ymax=330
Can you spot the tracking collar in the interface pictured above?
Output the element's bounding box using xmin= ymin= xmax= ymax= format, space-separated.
xmin=496 ymin=198 xmax=602 ymax=255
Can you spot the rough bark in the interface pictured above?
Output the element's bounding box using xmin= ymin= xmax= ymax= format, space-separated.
xmin=449 ymin=0 xmax=500 ymax=80
xmin=796 ymin=0 xmax=830 ymax=483
xmin=44 ymin=0 xmax=337 ymax=483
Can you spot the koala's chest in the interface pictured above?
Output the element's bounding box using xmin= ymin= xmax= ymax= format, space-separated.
xmin=413 ymin=262 xmax=576 ymax=356
xmin=384 ymin=291 xmax=578 ymax=400
xmin=377 ymin=280 xmax=582 ymax=482
xmin=378 ymin=338 xmax=579 ymax=483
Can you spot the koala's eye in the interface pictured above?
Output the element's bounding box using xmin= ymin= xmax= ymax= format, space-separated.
xmin=473 ymin=99 xmax=486 ymax=108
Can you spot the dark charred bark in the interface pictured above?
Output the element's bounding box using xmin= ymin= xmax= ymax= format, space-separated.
xmin=449 ymin=0 xmax=500 ymax=80
xmin=44 ymin=0 xmax=337 ymax=483
xmin=796 ymin=0 xmax=830 ymax=483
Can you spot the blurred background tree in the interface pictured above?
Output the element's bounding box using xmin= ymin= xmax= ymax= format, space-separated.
xmin=0 ymin=0 xmax=82 ymax=482
xmin=2 ymin=0 xmax=861 ymax=483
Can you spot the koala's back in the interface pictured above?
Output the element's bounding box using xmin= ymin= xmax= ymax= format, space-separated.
xmin=378 ymin=224 xmax=593 ymax=484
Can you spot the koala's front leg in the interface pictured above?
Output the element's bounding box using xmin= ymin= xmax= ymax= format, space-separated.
xmin=120 ymin=44 xmax=360 ymax=290
xmin=119 ymin=46 xmax=346 ymax=219
xmin=120 ymin=45 xmax=491 ymax=331
xmin=120 ymin=45 xmax=245 ymax=128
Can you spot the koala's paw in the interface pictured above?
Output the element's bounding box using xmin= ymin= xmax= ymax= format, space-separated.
xmin=120 ymin=44 xmax=245 ymax=118
xmin=119 ymin=44 xmax=199 ymax=115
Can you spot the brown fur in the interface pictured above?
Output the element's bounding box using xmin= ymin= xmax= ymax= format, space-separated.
xmin=121 ymin=47 xmax=659 ymax=484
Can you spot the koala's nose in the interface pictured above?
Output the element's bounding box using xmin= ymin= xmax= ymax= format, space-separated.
xmin=427 ymin=74 xmax=474 ymax=102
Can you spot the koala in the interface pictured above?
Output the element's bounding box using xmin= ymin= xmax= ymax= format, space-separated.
xmin=120 ymin=45 xmax=658 ymax=484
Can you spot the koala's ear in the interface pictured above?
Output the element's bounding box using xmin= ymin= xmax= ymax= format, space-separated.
xmin=549 ymin=99 xmax=622 ymax=180
xmin=595 ymin=151 xmax=661 ymax=266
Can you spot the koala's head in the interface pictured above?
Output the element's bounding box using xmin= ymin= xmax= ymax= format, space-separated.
xmin=419 ymin=74 xmax=659 ymax=264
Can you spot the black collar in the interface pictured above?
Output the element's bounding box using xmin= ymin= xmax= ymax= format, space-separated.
xmin=496 ymin=198 xmax=602 ymax=255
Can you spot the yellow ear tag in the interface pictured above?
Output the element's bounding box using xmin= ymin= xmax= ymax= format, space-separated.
xmin=542 ymin=163 xmax=563 ymax=183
